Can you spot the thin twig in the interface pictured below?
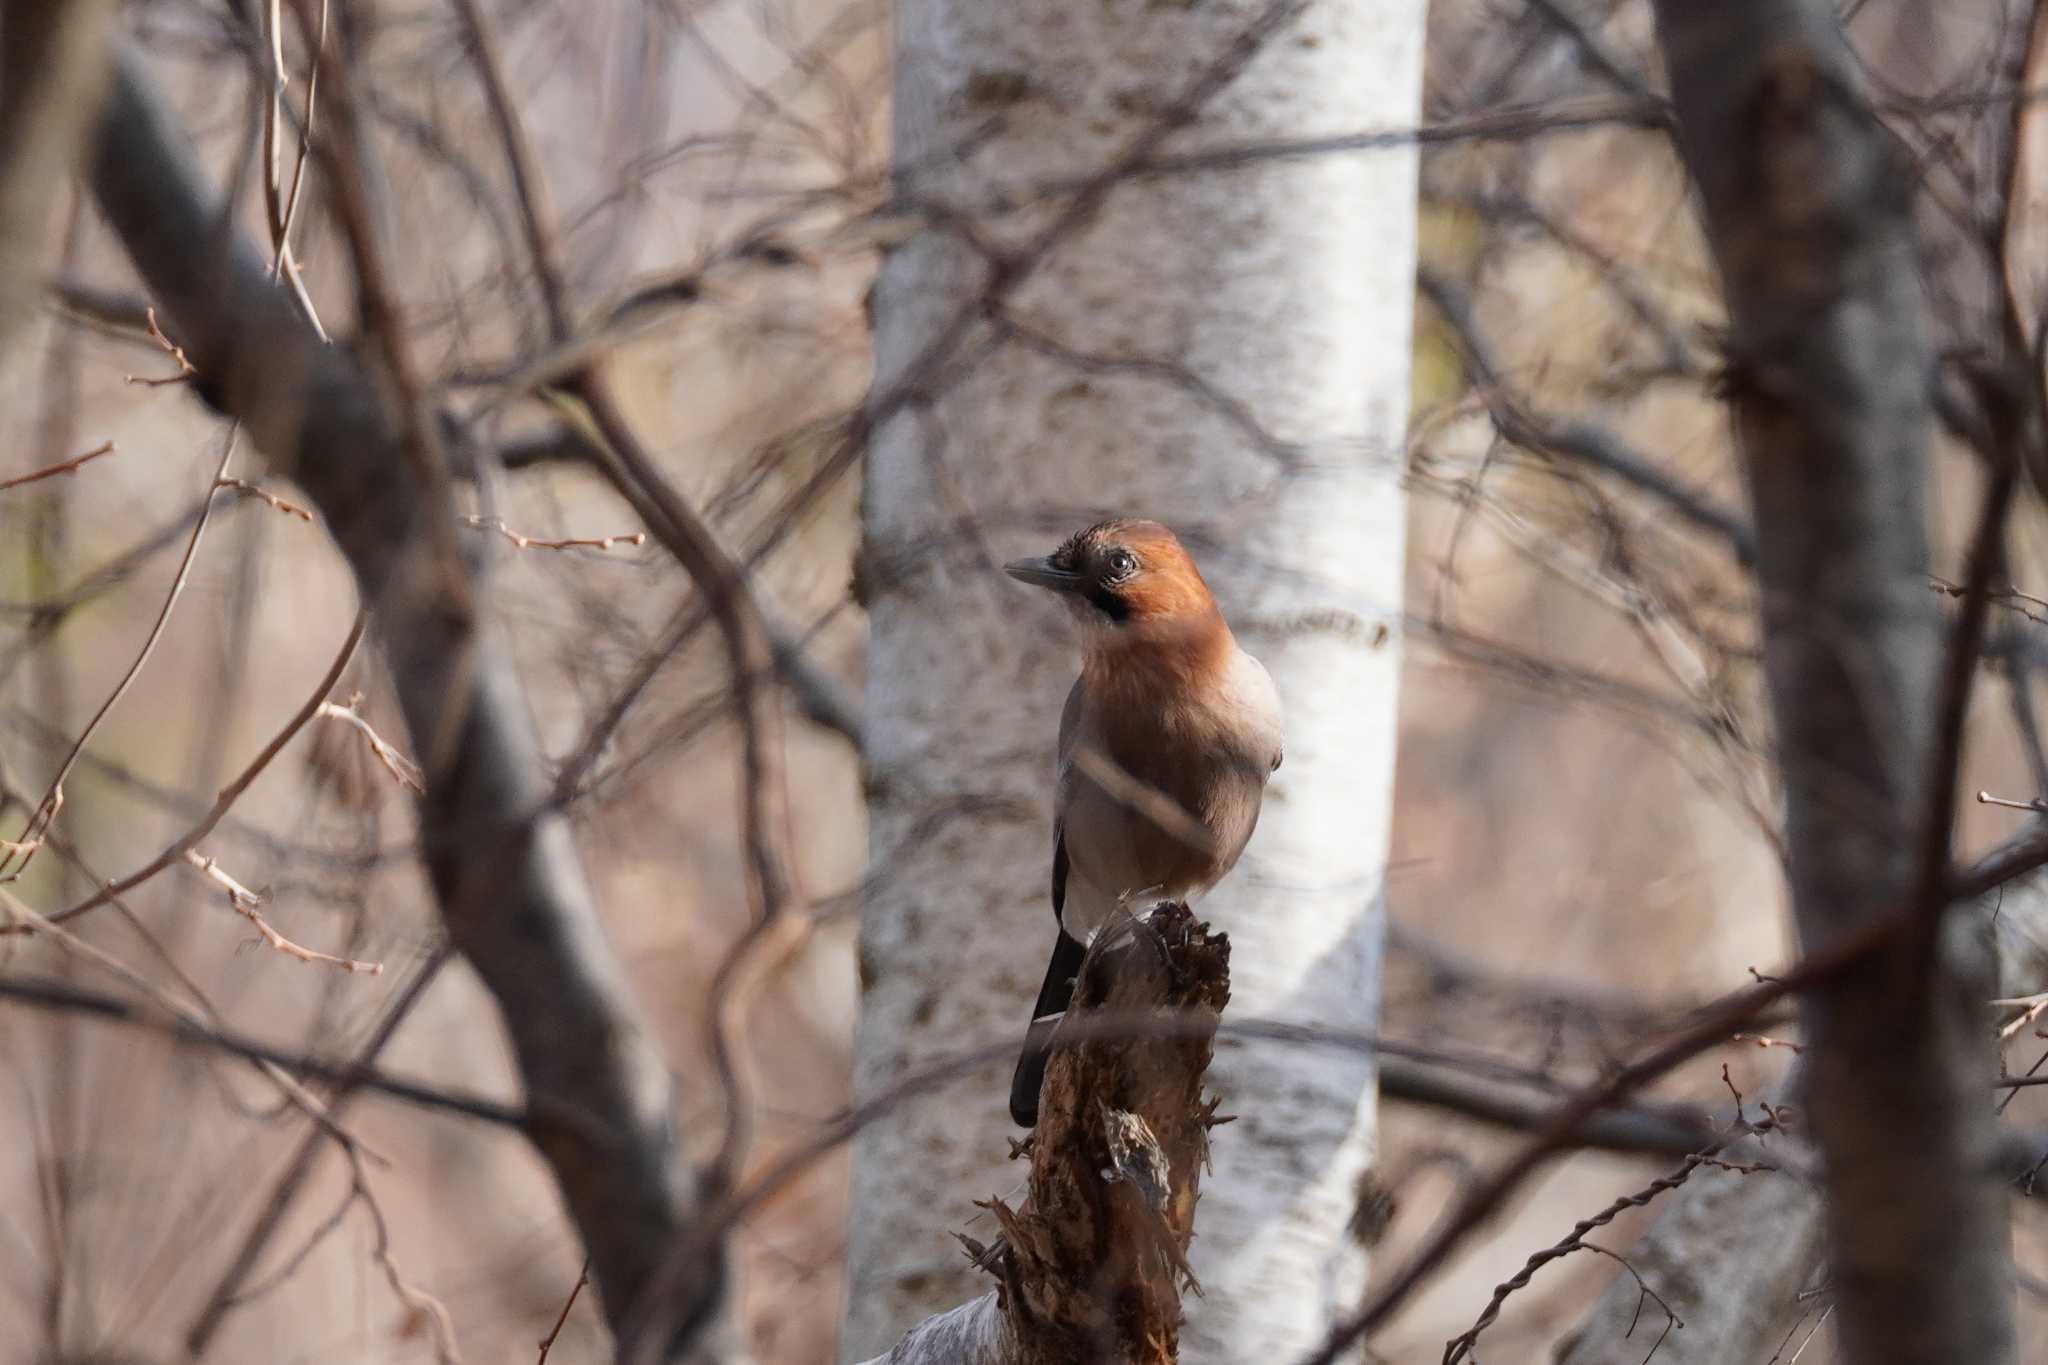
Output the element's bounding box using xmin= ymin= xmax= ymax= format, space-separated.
xmin=0 ymin=439 xmax=115 ymax=491
xmin=1295 ymin=820 xmax=2048 ymax=1363
xmin=184 ymin=848 xmax=383 ymax=973
xmin=302 ymin=0 xmax=475 ymax=686
xmin=216 ymin=476 xmax=315 ymax=520
xmin=3 ymin=610 xmax=366 ymax=931
xmin=0 ymin=423 xmax=245 ymax=885
xmin=353 ymin=1145 xmax=463 ymax=1365
xmin=566 ymin=386 xmax=800 ymax=1193
xmin=1932 ymin=576 xmax=2048 ymax=626
xmin=316 ymin=695 xmax=425 ymax=792
xmin=1730 ymin=1033 xmax=1807 ymax=1053
xmin=536 ymin=1259 xmax=591 ymax=1365
xmin=463 ymin=514 xmax=645 ymax=552
xmin=1417 ymin=267 xmax=1756 ymax=562
xmin=1442 ymin=1145 xmax=1722 ymax=1363
xmin=451 ymin=0 xmax=571 ymax=338
xmin=0 ymin=971 xmax=517 ymax=1124
xmin=1907 ymin=446 xmax=2021 ymax=963
xmin=0 ymin=881 xmax=385 ymax=1166
xmin=186 ymin=947 xmax=455 ymax=1352
xmin=122 ymin=306 xmax=196 ymax=385
xmin=263 ymin=0 xmax=328 ymax=336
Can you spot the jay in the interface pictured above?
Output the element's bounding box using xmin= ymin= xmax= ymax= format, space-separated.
xmin=1003 ymin=518 xmax=1283 ymax=1127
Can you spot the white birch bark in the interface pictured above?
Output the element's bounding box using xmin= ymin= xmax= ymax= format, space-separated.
xmin=847 ymin=0 xmax=1425 ymax=1357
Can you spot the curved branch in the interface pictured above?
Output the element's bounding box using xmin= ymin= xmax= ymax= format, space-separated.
xmin=85 ymin=44 xmax=729 ymax=1362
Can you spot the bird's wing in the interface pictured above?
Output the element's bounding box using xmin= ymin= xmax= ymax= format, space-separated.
xmin=1050 ymin=676 xmax=1085 ymax=922
xmin=1051 ymin=824 xmax=1069 ymax=922
xmin=1056 ymin=674 xmax=1086 ymax=776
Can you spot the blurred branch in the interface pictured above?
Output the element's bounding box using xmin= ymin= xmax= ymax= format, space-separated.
xmin=84 ymin=43 xmax=730 ymax=1362
xmin=47 ymin=276 xmax=155 ymax=336
xmin=1417 ymin=267 xmax=1758 ymax=563
xmin=497 ymin=418 xmax=603 ymax=468
xmin=1389 ymin=917 xmax=1693 ymax=1034
xmin=0 ymin=0 xmax=115 ymax=359
xmin=1526 ymin=0 xmax=1652 ymax=102
xmin=1376 ymin=1053 xmax=1715 ymax=1157
xmin=0 ymin=971 xmax=520 ymax=1125
xmin=187 ymin=947 xmax=454 ymax=1350
xmin=1422 ymin=183 xmax=1701 ymax=379
xmin=1559 ymin=393 xmax=2039 ymax=1365
xmin=0 ymin=423 xmax=245 ymax=884
xmin=4 ymin=610 xmax=365 ymax=931
xmin=451 ymin=0 xmax=571 ymax=338
xmin=563 ymin=384 xmax=805 ymax=1266
xmin=1008 ymin=98 xmax=1674 ymax=201
xmin=766 ymin=612 xmax=864 ymax=751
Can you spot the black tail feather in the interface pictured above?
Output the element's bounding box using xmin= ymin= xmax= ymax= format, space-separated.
xmin=1009 ymin=930 xmax=1087 ymax=1127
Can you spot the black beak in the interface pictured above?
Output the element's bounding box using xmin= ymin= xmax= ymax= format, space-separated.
xmin=1003 ymin=555 xmax=1083 ymax=592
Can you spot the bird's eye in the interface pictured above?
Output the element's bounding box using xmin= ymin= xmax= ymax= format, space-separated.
xmin=1107 ymin=550 xmax=1139 ymax=580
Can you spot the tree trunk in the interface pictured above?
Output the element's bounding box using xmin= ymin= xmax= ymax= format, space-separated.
xmin=1649 ymin=4 xmax=2015 ymax=1361
xmin=1560 ymin=869 xmax=2048 ymax=1364
xmin=847 ymin=0 xmax=1423 ymax=1358
xmin=854 ymin=905 xmax=1229 ymax=1365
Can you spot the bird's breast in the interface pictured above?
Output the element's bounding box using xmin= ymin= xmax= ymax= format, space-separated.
xmin=1057 ymin=658 xmax=1277 ymax=934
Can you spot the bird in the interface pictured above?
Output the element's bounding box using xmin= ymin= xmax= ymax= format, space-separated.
xmin=1003 ymin=518 xmax=1283 ymax=1128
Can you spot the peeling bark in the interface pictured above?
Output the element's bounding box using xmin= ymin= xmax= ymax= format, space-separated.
xmin=856 ymin=905 xmax=1229 ymax=1365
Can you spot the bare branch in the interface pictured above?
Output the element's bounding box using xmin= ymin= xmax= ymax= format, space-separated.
xmin=0 ymin=971 xmax=519 ymax=1125
xmin=215 ymin=475 xmax=314 ymax=520
xmin=462 ymin=513 xmax=646 ymax=553
xmin=86 ymin=46 xmax=729 ymax=1361
xmin=3 ymin=610 xmax=366 ymax=931
xmin=0 ymin=439 xmax=115 ymax=492
xmin=186 ymin=948 xmax=456 ymax=1350
xmin=184 ymin=848 xmax=385 ymax=974
xmin=1417 ymin=266 xmax=1756 ymax=562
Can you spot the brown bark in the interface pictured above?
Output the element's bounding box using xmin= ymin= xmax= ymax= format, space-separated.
xmin=1649 ymin=5 xmax=2016 ymax=1361
xmin=858 ymin=904 xmax=1229 ymax=1365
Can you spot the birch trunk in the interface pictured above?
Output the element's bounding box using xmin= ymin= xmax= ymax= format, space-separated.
xmin=847 ymin=0 xmax=1424 ymax=1357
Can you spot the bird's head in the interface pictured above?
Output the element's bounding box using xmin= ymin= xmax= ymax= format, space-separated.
xmin=1004 ymin=519 xmax=1220 ymax=640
